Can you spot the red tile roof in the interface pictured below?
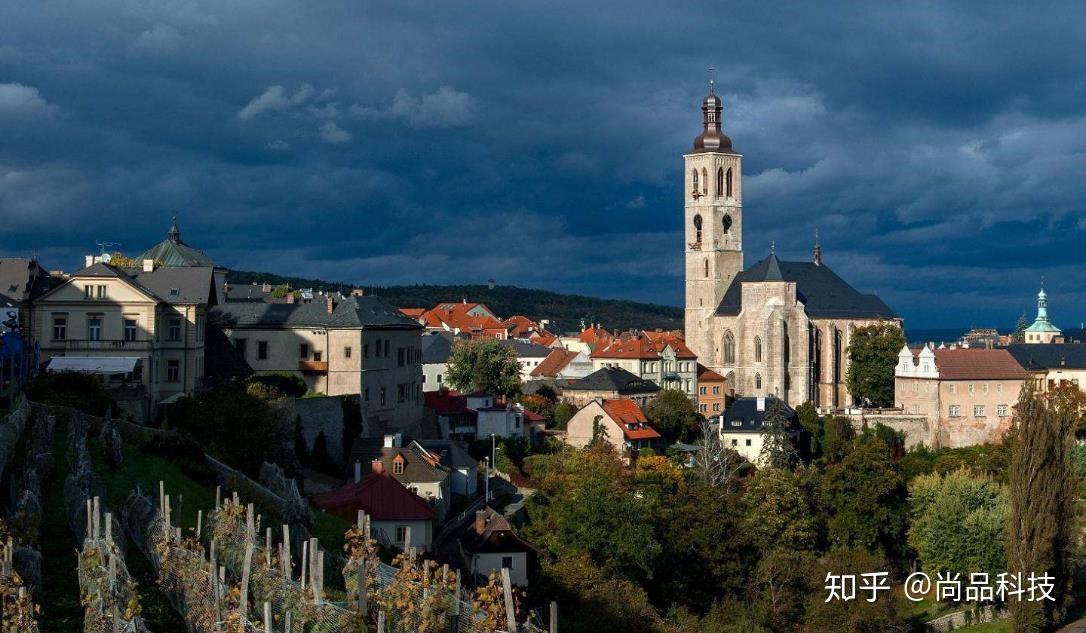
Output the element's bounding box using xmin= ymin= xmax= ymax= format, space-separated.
xmin=502 ymin=315 xmax=546 ymax=338
xmin=530 ymin=348 xmax=579 ymax=378
xmin=529 ymin=332 xmax=557 ymax=347
xmin=932 ymin=348 xmax=1028 ymax=380
xmin=400 ymin=307 xmax=426 ymax=318
xmin=312 ymin=470 xmax=435 ymax=522
xmin=577 ymin=325 xmax=612 ymax=351
xmin=601 ymin=399 xmax=661 ymax=441
xmin=424 ymin=390 xmax=474 ymax=416
xmin=592 ymin=330 xmax=697 ymax=361
xmin=697 ymin=363 xmax=725 ymax=382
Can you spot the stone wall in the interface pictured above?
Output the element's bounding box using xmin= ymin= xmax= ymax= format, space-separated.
xmin=284 ymin=396 xmax=352 ymax=471
xmin=843 ymin=412 xmax=932 ymax=448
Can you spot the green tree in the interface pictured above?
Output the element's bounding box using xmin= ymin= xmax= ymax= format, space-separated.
xmin=1012 ymin=313 xmax=1029 ymax=343
xmin=846 ymin=322 xmax=906 ymax=407
xmin=759 ymin=399 xmax=798 ymax=469
xmin=644 ymin=389 xmax=703 ymax=443
xmin=750 ymin=549 xmax=816 ymax=632
xmin=445 ymin=338 xmax=523 ymax=398
xmin=740 ymin=468 xmax=822 ymax=555
xmin=1007 ymin=383 xmax=1076 ymax=632
xmin=907 ymin=469 xmax=1007 ymax=578
xmin=800 ymin=549 xmax=908 ymax=633
xmin=795 ymin=401 xmax=822 ymax=459
xmin=819 ymin=415 xmax=855 ymax=465
xmin=553 ymin=401 xmax=576 ymax=430
xmin=822 ymin=435 xmax=906 ymax=558
xmin=534 ymin=553 xmax=667 ymax=633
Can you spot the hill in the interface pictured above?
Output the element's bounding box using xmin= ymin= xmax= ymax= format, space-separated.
xmin=225 ymin=270 xmax=683 ymax=333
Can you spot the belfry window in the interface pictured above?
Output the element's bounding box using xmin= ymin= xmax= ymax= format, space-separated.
xmin=693 ymin=214 xmax=703 ymax=243
xmin=716 ymin=167 xmax=724 ymax=196
xmin=722 ymin=331 xmax=735 ymax=365
xmin=692 ymin=170 xmax=699 ymax=196
xmin=755 ymin=373 xmax=762 ymax=390
xmin=704 ymin=259 xmax=709 ymax=278
xmin=701 ymin=168 xmax=708 ymax=195
xmin=726 ymin=168 xmax=733 ymax=197
xmin=754 ymin=336 xmax=762 ymax=362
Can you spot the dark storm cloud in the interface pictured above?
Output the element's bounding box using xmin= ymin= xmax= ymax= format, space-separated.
xmin=2 ymin=0 xmax=1086 ymax=328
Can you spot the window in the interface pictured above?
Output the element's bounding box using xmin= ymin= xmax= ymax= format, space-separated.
xmin=997 ymin=383 xmax=1003 ymax=393
xmin=364 ymin=388 xmax=370 ymax=402
xmin=379 ymin=386 xmax=387 ymax=406
xmin=502 ymin=556 xmax=514 ymax=570
xmin=982 ymin=383 xmax=988 ymax=394
xmin=363 ymin=343 xmax=369 ymax=358
xmin=700 ymin=403 xmax=707 ymax=413
xmin=392 ymin=457 xmax=404 ymax=475
xmin=691 ymin=169 xmax=699 ymax=196
xmin=700 ymin=386 xmax=707 ymax=395
xmin=344 ymin=346 xmax=352 ymax=358
xmin=949 ymin=384 xmax=956 ymax=394
xmin=693 ymin=214 xmax=703 ymax=243
xmin=52 ymin=315 xmax=67 ymax=340
xmin=166 ymin=360 xmax=180 ymax=382
xmin=997 ymin=404 xmax=1009 ymax=417
xmin=974 ymin=405 xmax=985 ymax=417
xmin=235 ymin=338 xmax=247 ymax=357
xmin=745 ymin=438 xmax=752 ymax=447
xmin=396 ymin=526 xmax=407 ymax=544
xmin=754 ymin=336 xmax=762 ymax=362
xmin=731 ymin=439 xmax=738 ymax=446
xmin=712 ymin=386 xmax=720 ymax=395
xmin=84 ymin=285 xmax=93 ymax=299
xmin=437 ymin=374 xmax=443 ymax=385
xmin=299 ymin=343 xmax=309 ymax=359
xmin=726 ymin=167 xmax=733 ymax=197
xmin=722 ymin=331 xmax=735 ymax=365
xmin=716 ymin=167 xmax=724 ymax=196
xmin=754 ymin=373 xmax=762 ymax=389
xmin=123 ymin=318 xmax=138 ymax=342
xmin=949 ymin=405 xmax=960 ymax=417
xmin=713 ymin=403 xmax=721 ymax=412
xmin=96 ymin=285 xmax=107 ymax=299
xmin=701 ymin=168 xmax=708 ymax=195
xmin=87 ymin=315 xmax=102 ymax=341
xmin=257 ymin=341 xmax=268 ymax=360
xmin=704 ymin=259 xmax=709 ymax=278
xmin=398 ymin=348 xmax=405 ymax=366
xmin=385 ymin=340 xmax=391 ymax=357
xmin=168 ymin=317 xmax=182 ymax=341
xmin=313 ymin=351 xmax=322 ymax=362
xmin=398 ymin=384 xmax=406 ymax=403
xmin=968 ymin=383 xmax=974 ymax=395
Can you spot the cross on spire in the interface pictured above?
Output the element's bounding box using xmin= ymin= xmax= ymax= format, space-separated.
xmin=708 ymin=66 xmax=716 ymax=95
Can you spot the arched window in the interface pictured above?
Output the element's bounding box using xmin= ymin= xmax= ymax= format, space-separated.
xmin=716 ymin=167 xmax=724 ymax=196
xmin=722 ymin=214 xmax=732 ymax=234
xmin=704 ymin=258 xmax=709 ymax=278
xmin=754 ymin=336 xmax=762 ymax=362
xmin=755 ymin=373 xmax=762 ymax=390
xmin=692 ymin=170 xmax=699 ymax=196
xmin=725 ymin=168 xmax=733 ymax=197
xmin=722 ymin=331 xmax=735 ymax=365
xmin=701 ymin=168 xmax=708 ymax=195
xmin=693 ymin=214 xmax=703 ymax=243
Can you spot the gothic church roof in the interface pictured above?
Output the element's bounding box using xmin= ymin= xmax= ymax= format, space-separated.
xmin=716 ymin=254 xmax=898 ymax=320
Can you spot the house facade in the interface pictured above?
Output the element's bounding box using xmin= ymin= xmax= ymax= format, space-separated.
xmin=561 ymin=366 xmax=660 ymax=409
xmin=697 ymin=364 xmax=727 ymax=416
xmin=590 ymin=331 xmax=699 ymax=398
xmin=565 ymin=398 xmax=662 ymax=461
xmin=1006 ymin=344 xmax=1086 ymax=393
xmin=895 ymin=345 xmax=1027 ymax=447
xmin=715 ymin=396 xmax=800 ymax=465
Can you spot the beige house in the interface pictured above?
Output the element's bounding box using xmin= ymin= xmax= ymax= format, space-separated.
xmin=681 ymin=83 xmax=899 ymax=408
xmin=591 ymin=331 xmax=699 ymax=398
xmin=560 ymin=366 xmax=659 ymax=409
xmin=212 ymin=294 xmax=424 ymax=431
xmin=1007 ymin=344 xmax=1086 ymax=394
xmin=895 ymin=345 xmax=1027 ymax=448
xmin=565 ymin=399 xmax=661 ymax=462
xmin=33 ymin=260 xmax=215 ymax=412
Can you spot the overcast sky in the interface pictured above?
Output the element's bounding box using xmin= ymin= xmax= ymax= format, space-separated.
xmin=3 ymin=1 xmax=1086 ymax=329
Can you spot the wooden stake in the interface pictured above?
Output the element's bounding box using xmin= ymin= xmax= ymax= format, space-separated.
xmin=453 ymin=569 xmax=461 ymax=615
xmin=357 ymin=559 xmax=368 ymax=612
xmin=241 ymin=537 xmax=254 ymax=619
xmin=316 ymin=552 xmax=324 ymax=604
xmin=300 ymin=541 xmax=308 ymax=589
xmin=197 ymin=509 xmax=203 ymax=539
xmin=104 ymin=512 xmax=112 ymax=545
xmin=215 ymin=485 xmax=221 ymax=509
xmin=403 ymin=526 xmax=412 ymax=552
xmin=265 ymin=528 xmax=272 ymax=569
xmin=263 ymin=601 xmax=272 ymax=633
xmin=501 ymin=567 xmax=516 ymax=632
xmin=550 ymin=601 xmax=558 ymax=633
xmin=159 ymin=480 xmax=165 ymax=514
xmin=377 ymin=611 xmax=386 ymax=633
xmin=284 ymin=611 xmax=292 ymax=633
xmin=282 ymin=524 xmax=291 ymax=578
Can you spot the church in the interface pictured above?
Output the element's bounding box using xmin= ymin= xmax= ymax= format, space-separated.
xmin=683 ymin=81 xmax=900 ymax=408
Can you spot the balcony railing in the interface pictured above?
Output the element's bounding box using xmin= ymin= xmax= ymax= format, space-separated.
xmin=298 ymin=360 xmax=329 ymax=373
xmin=58 ymin=339 xmax=151 ymax=351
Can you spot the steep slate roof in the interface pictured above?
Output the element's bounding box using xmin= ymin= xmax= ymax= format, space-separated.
xmin=600 ymin=399 xmax=661 ymax=441
xmin=212 ymin=294 xmax=421 ymax=329
xmin=1006 ymin=344 xmax=1086 ymax=371
xmin=312 ymin=471 xmax=435 ymax=521
xmin=716 ymin=254 xmax=897 ymax=319
xmin=381 ymin=442 xmax=450 ymax=484
xmin=0 ymin=258 xmax=53 ymax=302
xmin=564 ymin=367 xmax=660 ymax=394
xmin=459 ymin=506 xmax=541 ymax=556
xmin=416 ymin=440 xmax=479 ymax=471
xmin=500 ymin=339 xmax=552 ymax=358
xmin=421 ymin=331 xmax=457 ymax=363
xmin=530 ymin=348 xmax=579 ymax=378
xmin=932 ymin=348 xmax=1027 ymax=380
xmin=722 ymin=396 xmax=800 ymax=433
xmin=52 ymin=262 xmax=215 ymax=305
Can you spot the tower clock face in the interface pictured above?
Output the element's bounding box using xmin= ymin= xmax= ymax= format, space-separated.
xmin=722 ymin=214 xmax=732 ymax=232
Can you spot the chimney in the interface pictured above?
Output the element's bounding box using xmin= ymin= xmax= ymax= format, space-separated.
xmin=84 ymin=255 xmax=95 ymax=268
xmin=757 ymin=397 xmax=766 ymax=412
xmin=285 ymin=293 xmax=295 ymax=304
xmin=223 ymin=280 xmax=231 ymax=294
xmin=383 ymin=433 xmax=402 ymax=448
xmin=353 ymin=288 xmax=365 ymax=297
xmin=326 ymin=296 xmax=335 ymax=314
xmin=354 ymin=460 xmax=362 ymax=483
xmin=261 ymin=282 xmax=272 ymax=292
xmin=474 ymin=510 xmax=488 ymax=534
xmin=371 ymin=459 xmax=384 ymax=474
xmin=142 ymin=259 xmax=155 ymax=273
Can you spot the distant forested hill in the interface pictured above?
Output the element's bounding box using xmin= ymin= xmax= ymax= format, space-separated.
xmin=225 ymin=270 xmax=682 ymax=333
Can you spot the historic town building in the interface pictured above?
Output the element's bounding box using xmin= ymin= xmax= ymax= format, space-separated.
xmin=683 ymin=82 xmax=900 ymax=407
xmin=1023 ymin=283 xmax=1061 ymax=344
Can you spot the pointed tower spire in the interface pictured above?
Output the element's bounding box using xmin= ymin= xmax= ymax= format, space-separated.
xmin=167 ymin=216 xmax=181 ymax=244
xmin=813 ymin=228 xmax=822 ymax=266
xmin=692 ymin=70 xmax=733 ymax=153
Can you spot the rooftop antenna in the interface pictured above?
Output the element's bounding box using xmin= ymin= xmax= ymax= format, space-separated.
xmin=96 ymin=241 xmax=121 ymax=256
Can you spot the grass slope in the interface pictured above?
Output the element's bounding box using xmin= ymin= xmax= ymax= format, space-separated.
xmin=38 ymin=425 xmax=83 ymax=632
xmin=226 ymin=271 xmax=683 ymax=332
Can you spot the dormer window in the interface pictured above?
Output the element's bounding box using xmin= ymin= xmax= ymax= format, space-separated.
xmin=392 ymin=454 xmax=405 ymax=475
xmin=169 ymin=288 xmax=180 ymax=297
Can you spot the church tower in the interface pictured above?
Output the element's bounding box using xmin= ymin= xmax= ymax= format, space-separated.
xmin=684 ymin=80 xmax=743 ymax=361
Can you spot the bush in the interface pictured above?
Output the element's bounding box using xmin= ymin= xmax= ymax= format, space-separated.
xmin=25 ymin=372 xmax=116 ymax=416
xmin=247 ymin=372 xmax=308 ymax=398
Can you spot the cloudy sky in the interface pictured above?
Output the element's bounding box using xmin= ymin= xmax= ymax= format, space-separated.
xmin=3 ymin=1 xmax=1086 ymax=329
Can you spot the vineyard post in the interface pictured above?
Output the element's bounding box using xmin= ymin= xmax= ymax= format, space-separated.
xmin=104 ymin=511 xmax=112 ymax=547
xmin=550 ymin=602 xmax=558 ymax=633
xmin=241 ymin=535 xmax=254 ymax=619
xmin=377 ymin=611 xmax=386 ymax=633
xmin=357 ymin=558 xmax=368 ymax=613
xmin=197 ymin=509 xmax=203 ymax=539
xmin=282 ymin=524 xmax=292 ymax=578
xmin=215 ymin=485 xmax=221 ymax=510
xmin=317 ymin=551 xmax=325 ymax=604
xmin=301 ymin=541 xmax=308 ymax=589
xmin=404 ymin=526 xmax=412 ymax=553
xmin=85 ymin=499 xmax=92 ymax=543
xmin=263 ymin=601 xmax=272 ymax=633
xmin=265 ymin=528 xmax=272 ymax=569
xmin=284 ymin=611 xmax=292 ymax=632
xmin=93 ymin=495 xmax=101 ymax=540
xmin=501 ymin=568 xmax=515 ymax=633
xmin=159 ymin=481 xmax=165 ymax=514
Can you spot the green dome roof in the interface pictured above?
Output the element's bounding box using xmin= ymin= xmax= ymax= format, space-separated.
xmin=137 ymin=217 xmax=217 ymax=268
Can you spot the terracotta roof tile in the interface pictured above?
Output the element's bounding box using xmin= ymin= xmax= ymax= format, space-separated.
xmin=601 ymin=399 xmax=661 ymax=440
xmin=530 ymin=348 xmax=579 ymax=378
xmin=312 ymin=470 xmax=435 ymax=521
xmin=932 ymin=348 xmax=1027 ymax=380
